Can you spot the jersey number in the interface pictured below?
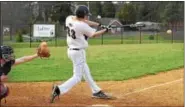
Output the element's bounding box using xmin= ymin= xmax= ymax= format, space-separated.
xmin=66 ymin=27 xmax=76 ymax=39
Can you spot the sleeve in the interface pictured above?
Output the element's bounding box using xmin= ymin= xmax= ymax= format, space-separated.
xmin=81 ymin=23 xmax=96 ymax=37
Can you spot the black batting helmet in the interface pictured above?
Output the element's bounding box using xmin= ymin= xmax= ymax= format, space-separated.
xmin=0 ymin=45 xmax=15 ymax=62
xmin=75 ymin=5 xmax=91 ymax=18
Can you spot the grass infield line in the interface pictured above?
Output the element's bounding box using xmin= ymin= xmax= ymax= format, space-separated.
xmin=117 ymin=78 xmax=183 ymax=98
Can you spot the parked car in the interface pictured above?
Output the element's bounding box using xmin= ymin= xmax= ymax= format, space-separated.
xmin=135 ymin=21 xmax=161 ymax=31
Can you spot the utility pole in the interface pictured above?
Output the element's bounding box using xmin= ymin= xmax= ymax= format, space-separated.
xmin=87 ymin=1 xmax=90 ymax=10
xmin=0 ymin=2 xmax=2 ymax=45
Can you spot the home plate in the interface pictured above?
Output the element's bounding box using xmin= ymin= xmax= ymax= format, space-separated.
xmin=90 ymin=104 xmax=113 ymax=107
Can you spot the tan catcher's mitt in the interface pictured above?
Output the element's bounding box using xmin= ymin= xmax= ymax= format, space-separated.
xmin=37 ymin=42 xmax=50 ymax=58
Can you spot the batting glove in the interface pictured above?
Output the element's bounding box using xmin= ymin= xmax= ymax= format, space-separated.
xmin=99 ymin=24 xmax=107 ymax=29
xmin=105 ymin=26 xmax=112 ymax=32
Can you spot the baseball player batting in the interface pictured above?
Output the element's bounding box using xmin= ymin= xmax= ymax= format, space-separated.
xmin=0 ymin=42 xmax=50 ymax=103
xmin=50 ymin=5 xmax=113 ymax=103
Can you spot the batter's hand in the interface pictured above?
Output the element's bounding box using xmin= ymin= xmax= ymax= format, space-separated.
xmin=99 ymin=25 xmax=107 ymax=29
xmin=105 ymin=26 xmax=112 ymax=32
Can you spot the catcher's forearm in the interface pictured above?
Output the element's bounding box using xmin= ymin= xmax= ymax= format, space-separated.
xmin=13 ymin=54 xmax=38 ymax=66
xmin=83 ymin=20 xmax=100 ymax=27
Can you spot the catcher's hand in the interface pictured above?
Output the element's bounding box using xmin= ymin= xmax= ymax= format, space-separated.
xmin=37 ymin=42 xmax=50 ymax=58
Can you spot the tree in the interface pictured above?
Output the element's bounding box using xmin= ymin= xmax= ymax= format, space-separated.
xmin=162 ymin=2 xmax=183 ymax=25
xmin=89 ymin=2 xmax=102 ymax=16
xmin=75 ymin=1 xmax=88 ymax=6
xmin=131 ymin=1 xmax=164 ymax=22
xmin=177 ymin=2 xmax=184 ymax=21
xmin=134 ymin=2 xmax=153 ymax=21
xmin=74 ymin=2 xmax=102 ymax=17
xmin=116 ymin=3 xmax=136 ymax=24
xmin=50 ymin=2 xmax=73 ymax=25
xmin=101 ymin=2 xmax=116 ymax=17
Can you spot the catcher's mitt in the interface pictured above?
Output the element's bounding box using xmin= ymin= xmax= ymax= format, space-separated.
xmin=0 ymin=83 xmax=9 ymax=102
xmin=37 ymin=42 xmax=50 ymax=58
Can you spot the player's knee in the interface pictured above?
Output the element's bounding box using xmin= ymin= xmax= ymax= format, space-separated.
xmin=74 ymin=62 xmax=85 ymax=67
xmin=76 ymin=77 xmax=82 ymax=83
xmin=73 ymin=74 xmax=82 ymax=82
xmin=0 ymin=84 xmax=9 ymax=100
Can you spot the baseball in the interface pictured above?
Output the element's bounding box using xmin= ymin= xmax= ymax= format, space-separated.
xmin=167 ymin=29 xmax=172 ymax=34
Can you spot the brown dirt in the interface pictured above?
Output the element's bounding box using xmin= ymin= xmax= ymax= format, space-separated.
xmin=1 ymin=68 xmax=184 ymax=107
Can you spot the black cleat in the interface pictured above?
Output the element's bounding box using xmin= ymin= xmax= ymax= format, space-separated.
xmin=92 ymin=91 xmax=113 ymax=99
xmin=50 ymin=85 xmax=60 ymax=103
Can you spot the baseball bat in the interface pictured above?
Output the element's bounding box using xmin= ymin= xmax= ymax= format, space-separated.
xmin=108 ymin=24 xmax=145 ymax=28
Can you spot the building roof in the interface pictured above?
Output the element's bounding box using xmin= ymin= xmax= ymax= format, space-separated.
xmin=109 ymin=20 xmax=123 ymax=27
xmin=99 ymin=18 xmax=122 ymax=27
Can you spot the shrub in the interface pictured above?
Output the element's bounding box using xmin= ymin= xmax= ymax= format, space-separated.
xmin=16 ymin=31 xmax=23 ymax=42
xmin=21 ymin=28 xmax=28 ymax=34
xmin=149 ymin=35 xmax=154 ymax=40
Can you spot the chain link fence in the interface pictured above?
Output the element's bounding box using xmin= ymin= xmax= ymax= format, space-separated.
xmin=1 ymin=2 xmax=184 ymax=48
xmin=2 ymin=23 xmax=184 ymax=48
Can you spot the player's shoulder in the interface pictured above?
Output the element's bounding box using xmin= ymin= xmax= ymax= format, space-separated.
xmin=66 ymin=15 xmax=74 ymax=22
xmin=65 ymin=15 xmax=89 ymax=27
xmin=73 ymin=22 xmax=89 ymax=31
xmin=76 ymin=20 xmax=89 ymax=28
xmin=66 ymin=15 xmax=74 ymax=19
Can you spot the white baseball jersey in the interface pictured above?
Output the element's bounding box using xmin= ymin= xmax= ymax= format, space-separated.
xmin=65 ymin=15 xmax=96 ymax=49
xmin=58 ymin=15 xmax=102 ymax=95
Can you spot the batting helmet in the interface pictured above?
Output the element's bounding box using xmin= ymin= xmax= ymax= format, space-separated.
xmin=0 ymin=45 xmax=15 ymax=63
xmin=75 ymin=5 xmax=91 ymax=18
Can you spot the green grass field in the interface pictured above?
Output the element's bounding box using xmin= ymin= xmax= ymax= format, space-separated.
xmin=3 ymin=34 xmax=183 ymax=48
xmin=4 ymin=38 xmax=183 ymax=48
xmin=8 ymin=43 xmax=184 ymax=82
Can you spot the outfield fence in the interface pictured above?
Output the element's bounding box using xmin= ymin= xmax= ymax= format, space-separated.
xmin=2 ymin=23 xmax=184 ymax=48
xmin=1 ymin=1 xmax=184 ymax=48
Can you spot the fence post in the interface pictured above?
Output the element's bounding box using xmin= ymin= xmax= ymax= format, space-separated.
xmin=139 ymin=27 xmax=141 ymax=44
xmin=0 ymin=2 xmax=2 ymax=46
xmin=55 ymin=23 xmax=57 ymax=47
xmin=64 ymin=25 xmax=67 ymax=47
xmin=121 ymin=27 xmax=123 ymax=44
xmin=10 ymin=24 xmax=13 ymax=41
xmin=101 ymin=34 xmax=103 ymax=45
xmin=156 ymin=31 xmax=158 ymax=43
xmin=29 ymin=24 xmax=32 ymax=48
xmin=171 ymin=25 xmax=174 ymax=43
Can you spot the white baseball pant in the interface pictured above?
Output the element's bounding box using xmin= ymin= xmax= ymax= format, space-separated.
xmin=58 ymin=48 xmax=101 ymax=95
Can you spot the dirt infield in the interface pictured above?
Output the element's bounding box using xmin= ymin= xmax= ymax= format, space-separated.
xmin=1 ymin=68 xmax=184 ymax=107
